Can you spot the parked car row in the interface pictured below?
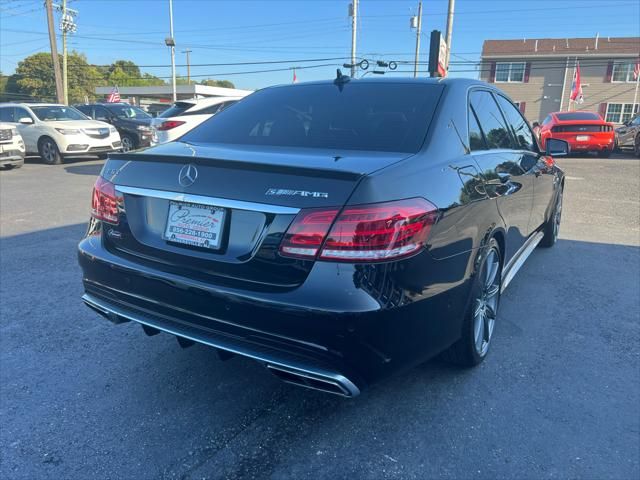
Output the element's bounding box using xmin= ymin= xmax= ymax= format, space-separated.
xmin=0 ymin=103 xmax=121 ymax=165
xmin=0 ymin=96 xmax=247 ymax=167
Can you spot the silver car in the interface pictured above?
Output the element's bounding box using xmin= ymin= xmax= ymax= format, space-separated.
xmin=615 ymin=114 xmax=640 ymax=157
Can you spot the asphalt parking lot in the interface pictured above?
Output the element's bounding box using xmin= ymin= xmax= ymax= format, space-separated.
xmin=1 ymin=153 xmax=639 ymax=480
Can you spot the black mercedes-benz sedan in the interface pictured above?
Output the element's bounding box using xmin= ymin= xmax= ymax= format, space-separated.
xmin=78 ymin=77 xmax=567 ymax=397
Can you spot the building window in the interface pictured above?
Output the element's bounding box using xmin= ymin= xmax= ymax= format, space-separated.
xmin=495 ymin=62 xmax=526 ymax=82
xmin=605 ymin=103 xmax=640 ymax=123
xmin=611 ymin=61 xmax=637 ymax=83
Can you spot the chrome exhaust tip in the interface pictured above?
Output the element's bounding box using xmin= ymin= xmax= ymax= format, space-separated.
xmin=266 ymin=364 xmax=360 ymax=398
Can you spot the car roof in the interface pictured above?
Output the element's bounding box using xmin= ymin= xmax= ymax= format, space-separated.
xmin=264 ymin=76 xmax=487 ymax=90
xmin=0 ymin=103 xmax=67 ymax=108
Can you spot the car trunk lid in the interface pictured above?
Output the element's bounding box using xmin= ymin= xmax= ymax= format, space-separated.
xmin=99 ymin=142 xmax=412 ymax=288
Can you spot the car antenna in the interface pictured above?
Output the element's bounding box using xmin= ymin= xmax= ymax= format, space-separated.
xmin=334 ymin=69 xmax=350 ymax=91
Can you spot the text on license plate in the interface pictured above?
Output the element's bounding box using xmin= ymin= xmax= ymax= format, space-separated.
xmin=576 ymin=135 xmax=590 ymax=141
xmin=163 ymin=201 xmax=225 ymax=250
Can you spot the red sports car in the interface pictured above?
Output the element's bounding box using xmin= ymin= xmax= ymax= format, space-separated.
xmin=534 ymin=111 xmax=615 ymax=157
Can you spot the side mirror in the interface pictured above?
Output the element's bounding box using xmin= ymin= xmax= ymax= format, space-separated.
xmin=18 ymin=117 xmax=33 ymax=125
xmin=545 ymin=138 xmax=569 ymax=157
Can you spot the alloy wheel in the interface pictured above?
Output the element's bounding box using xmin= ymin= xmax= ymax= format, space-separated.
xmin=473 ymin=247 xmax=500 ymax=357
xmin=42 ymin=140 xmax=56 ymax=163
xmin=121 ymin=136 xmax=133 ymax=152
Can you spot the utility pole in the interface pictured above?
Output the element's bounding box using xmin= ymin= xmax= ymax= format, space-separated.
xmin=182 ymin=49 xmax=192 ymax=85
xmin=349 ymin=0 xmax=358 ymax=78
xmin=411 ymin=1 xmax=423 ymax=78
xmin=45 ymin=0 xmax=63 ymax=103
xmin=444 ymin=0 xmax=455 ymax=69
xmin=54 ymin=0 xmax=77 ymax=105
xmin=168 ymin=0 xmax=177 ymax=102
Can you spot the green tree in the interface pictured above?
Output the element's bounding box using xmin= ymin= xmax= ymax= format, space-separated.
xmin=12 ymin=51 xmax=103 ymax=103
xmin=200 ymin=78 xmax=235 ymax=89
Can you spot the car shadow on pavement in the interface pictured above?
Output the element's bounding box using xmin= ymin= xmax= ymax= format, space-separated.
xmin=1 ymin=224 xmax=639 ymax=480
xmin=64 ymin=163 xmax=104 ymax=176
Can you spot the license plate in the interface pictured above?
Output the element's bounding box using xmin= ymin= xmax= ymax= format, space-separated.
xmin=576 ymin=135 xmax=590 ymax=141
xmin=163 ymin=201 xmax=225 ymax=250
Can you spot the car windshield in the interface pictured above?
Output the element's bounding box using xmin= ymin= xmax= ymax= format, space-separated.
xmin=109 ymin=105 xmax=151 ymax=119
xmin=556 ymin=112 xmax=600 ymax=121
xmin=30 ymin=106 xmax=88 ymax=121
xmin=182 ymin=83 xmax=444 ymax=153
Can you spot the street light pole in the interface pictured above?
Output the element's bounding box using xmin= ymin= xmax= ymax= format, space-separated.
xmin=412 ymin=1 xmax=423 ymax=78
xmin=444 ymin=0 xmax=455 ymax=69
xmin=168 ymin=0 xmax=177 ymax=102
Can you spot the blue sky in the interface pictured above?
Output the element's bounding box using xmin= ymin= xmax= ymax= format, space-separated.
xmin=1 ymin=0 xmax=639 ymax=90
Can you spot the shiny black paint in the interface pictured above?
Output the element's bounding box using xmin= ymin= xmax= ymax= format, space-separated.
xmin=78 ymin=78 xmax=564 ymax=392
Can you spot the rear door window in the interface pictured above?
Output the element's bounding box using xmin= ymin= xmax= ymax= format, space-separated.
xmin=182 ymin=83 xmax=444 ymax=153
xmin=469 ymin=90 xmax=515 ymax=150
xmin=495 ymin=94 xmax=537 ymax=152
xmin=468 ymin=107 xmax=486 ymax=150
xmin=75 ymin=105 xmax=93 ymax=118
xmin=94 ymin=106 xmax=111 ymax=121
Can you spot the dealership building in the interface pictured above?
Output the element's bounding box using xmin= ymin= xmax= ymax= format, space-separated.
xmin=479 ymin=36 xmax=640 ymax=124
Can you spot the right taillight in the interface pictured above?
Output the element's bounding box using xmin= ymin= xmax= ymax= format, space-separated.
xmin=280 ymin=198 xmax=438 ymax=263
xmin=91 ymin=177 xmax=119 ymax=224
xmin=157 ymin=120 xmax=186 ymax=131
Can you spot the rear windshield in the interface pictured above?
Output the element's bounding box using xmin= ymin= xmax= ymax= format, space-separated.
xmin=181 ymin=83 xmax=444 ymax=153
xmin=159 ymin=102 xmax=196 ymax=118
xmin=555 ymin=112 xmax=600 ymax=121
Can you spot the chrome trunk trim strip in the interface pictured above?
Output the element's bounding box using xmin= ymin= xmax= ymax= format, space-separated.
xmin=115 ymin=185 xmax=300 ymax=215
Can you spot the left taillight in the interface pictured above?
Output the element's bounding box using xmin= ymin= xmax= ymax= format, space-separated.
xmin=91 ymin=177 xmax=119 ymax=224
xmin=280 ymin=198 xmax=438 ymax=263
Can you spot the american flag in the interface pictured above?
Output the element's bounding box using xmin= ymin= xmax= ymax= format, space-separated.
xmin=634 ymin=59 xmax=640 ymax=81
xmin=106 ymin=86 xmax=121 ymax=103
xmin=570 ymin=61 xmax=584 ymax=104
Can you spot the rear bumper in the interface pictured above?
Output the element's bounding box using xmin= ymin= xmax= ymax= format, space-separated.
xmin=78 ymin=232 xmax=470 ymax=395
xmin=0 ymin=150 xmax=24 ymax=167
xmin=82 ymin=291 xmax=360 ymax=396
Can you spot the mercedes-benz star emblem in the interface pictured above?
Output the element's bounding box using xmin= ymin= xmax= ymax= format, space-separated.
xmin=178 ymin=164 xmax=198 ymax=187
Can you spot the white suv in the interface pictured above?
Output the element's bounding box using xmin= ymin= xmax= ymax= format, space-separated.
xmin=151 ymin=96 xmax=246 ymax=144
xmin=0 ymin=122 xmax=26 ymax=169
xmin=0 ymin=103 xmax=122 ymax=164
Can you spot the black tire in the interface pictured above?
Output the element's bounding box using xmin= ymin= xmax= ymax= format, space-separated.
xmin=120 ymin=134 xmax=135 ymax=152
xmin=634 ymin=134 xmax=640 ymax=158
xmin=38 ymin=137 xmax=62 ymax=165
xmin=441 ymin=238 xmax=502 ymax=367
xmin=539 ymin=188 xmax=563 ymax=248
xmin=597 ymin=149 xmax=612 ymax=158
